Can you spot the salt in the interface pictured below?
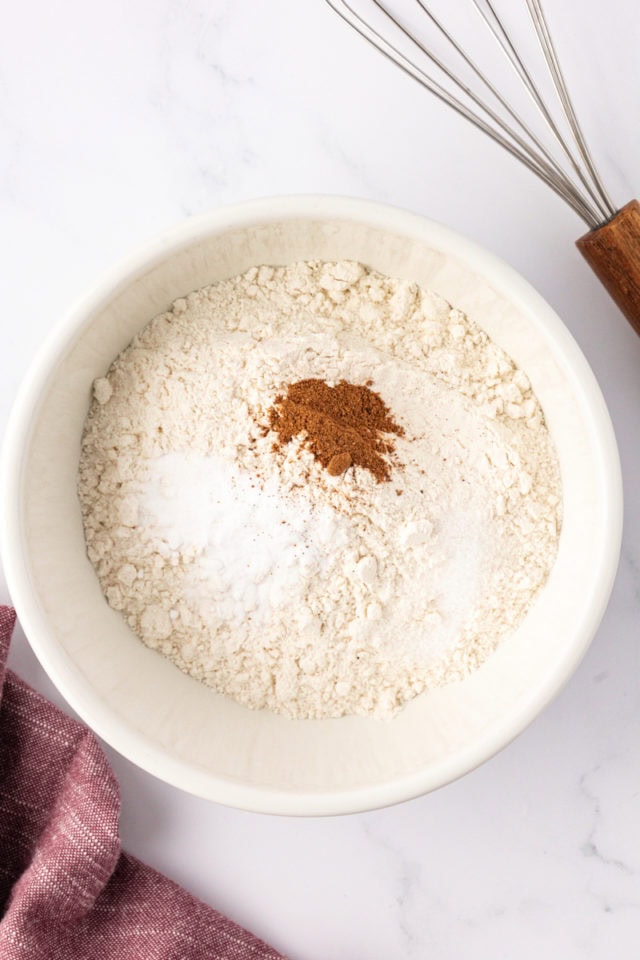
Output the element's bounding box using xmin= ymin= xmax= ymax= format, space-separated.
xmin=139 ymin=453 xmax=348 ymax=628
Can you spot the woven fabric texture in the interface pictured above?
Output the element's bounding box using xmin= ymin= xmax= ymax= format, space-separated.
xmin=0 ymin=605 xmax=284 ymax=960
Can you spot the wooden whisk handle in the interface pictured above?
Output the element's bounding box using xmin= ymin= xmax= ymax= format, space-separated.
xmin=576 ymin=199 xmax=640 ymax=336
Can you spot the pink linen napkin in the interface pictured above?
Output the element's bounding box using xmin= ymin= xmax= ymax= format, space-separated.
xmin=0 ymin=605 xmax=285 ymax=960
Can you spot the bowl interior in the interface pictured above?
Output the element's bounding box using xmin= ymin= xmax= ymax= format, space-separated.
xmin=7 ymin=205 xmax=619 ymax=813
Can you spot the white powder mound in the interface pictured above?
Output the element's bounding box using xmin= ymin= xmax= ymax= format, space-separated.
xmin=78 ymin=260 xmax=562 ymax=719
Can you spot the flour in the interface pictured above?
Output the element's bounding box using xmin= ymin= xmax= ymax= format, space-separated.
xmin=78 ymin=260 xmax=562 ymax=719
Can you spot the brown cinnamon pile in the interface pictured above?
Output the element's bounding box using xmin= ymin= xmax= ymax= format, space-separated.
xmin=267 ymin=378 xmax=404 ymax=482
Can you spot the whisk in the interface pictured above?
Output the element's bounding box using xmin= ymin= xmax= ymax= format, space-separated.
xmin=324 ymin=0 xmax=640 ymax=335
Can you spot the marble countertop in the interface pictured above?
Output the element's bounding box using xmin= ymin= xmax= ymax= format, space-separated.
xmin=1 ymin=1 xmax=639 ymax=956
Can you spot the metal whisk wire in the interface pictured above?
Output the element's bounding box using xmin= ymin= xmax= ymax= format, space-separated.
xmin=324 ymin=0 xmax=617 ymax=227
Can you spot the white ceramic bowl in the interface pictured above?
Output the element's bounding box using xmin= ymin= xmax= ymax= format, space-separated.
xmin=1 ymin=196 xmax=622 ymax=815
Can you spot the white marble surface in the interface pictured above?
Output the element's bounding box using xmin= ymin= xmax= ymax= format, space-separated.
xmin=1 ymin=0 xmax=639 ymax=956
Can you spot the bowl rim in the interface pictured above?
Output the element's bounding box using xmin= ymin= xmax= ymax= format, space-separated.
xmin=0 ymin=194 xmax=623 ymax=815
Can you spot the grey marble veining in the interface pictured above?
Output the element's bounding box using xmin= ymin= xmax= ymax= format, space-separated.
xmin=1 ymin=1 xmax=639 ymax=957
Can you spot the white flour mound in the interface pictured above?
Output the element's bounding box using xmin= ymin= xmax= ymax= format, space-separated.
xmin=78 ymin=260 xmax=562 ymax=719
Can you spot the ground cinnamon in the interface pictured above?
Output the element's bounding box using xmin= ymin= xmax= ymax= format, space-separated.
xmin=267 ymin=379 xmax=404 ymax=482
